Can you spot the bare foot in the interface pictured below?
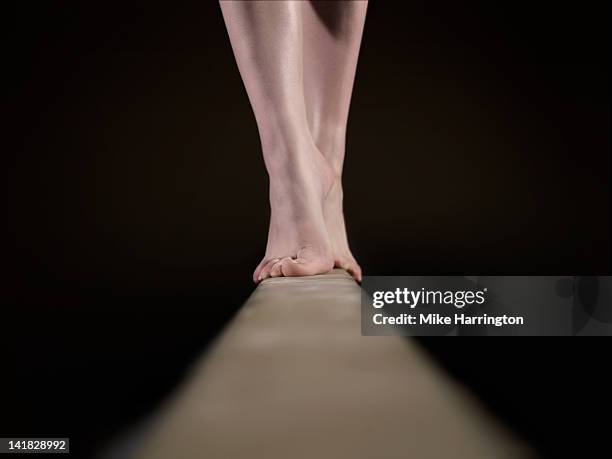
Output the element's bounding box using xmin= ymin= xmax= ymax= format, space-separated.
xmin=253 ymin=142 xmax=335 ymax=283
xmin=323 ymin=178 xmax=362 ymax=282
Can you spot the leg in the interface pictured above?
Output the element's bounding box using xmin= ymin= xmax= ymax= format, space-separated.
xmin=220 ymin=0 xmax=335 ymax=282
xmin=302 ymin=0 xmax=368 ymax=281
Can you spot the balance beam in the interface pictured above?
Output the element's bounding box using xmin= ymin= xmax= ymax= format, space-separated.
xmin=129 ymin=270 xmax=531 ymax=459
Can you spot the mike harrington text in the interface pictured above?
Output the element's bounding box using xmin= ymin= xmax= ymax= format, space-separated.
xmin=373 ymin=313 xmax=524 ymax=327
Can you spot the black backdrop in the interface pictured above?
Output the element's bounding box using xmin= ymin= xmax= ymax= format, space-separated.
xmin=3 ymin=2 xmax=610 ymax=458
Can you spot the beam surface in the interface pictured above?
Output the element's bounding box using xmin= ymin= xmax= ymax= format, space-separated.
xmin=131 ymin=270 xmax=530 ymax=459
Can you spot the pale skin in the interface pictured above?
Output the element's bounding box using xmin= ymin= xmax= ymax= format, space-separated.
xmin=220 ymin=0 xmax=367 ymax=282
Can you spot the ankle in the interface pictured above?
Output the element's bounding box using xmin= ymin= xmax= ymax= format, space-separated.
xmin=312 ymin=129 xmax=346 ymax=178
xmin=266 ymin=149 xmax=334 ymax=196
xmin=262 ymin=141 xmax=314 ymax=177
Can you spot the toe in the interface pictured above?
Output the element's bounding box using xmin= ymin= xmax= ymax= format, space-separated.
xmin=255 ymin=258 xmax=280 ymax=282
xmin=347 ymin=263 xmax=362 ymax=282
xmin=336 ymin=258 xmax=362 ymax=282
xmin=253 ymin=261 xmax=265 ymax=283
xmin=269 ymin=258 xmax=287 ymax=278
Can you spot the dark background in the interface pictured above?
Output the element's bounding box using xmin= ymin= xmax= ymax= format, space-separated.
xmin=3 ymin=1 xmax=610 ymax=458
